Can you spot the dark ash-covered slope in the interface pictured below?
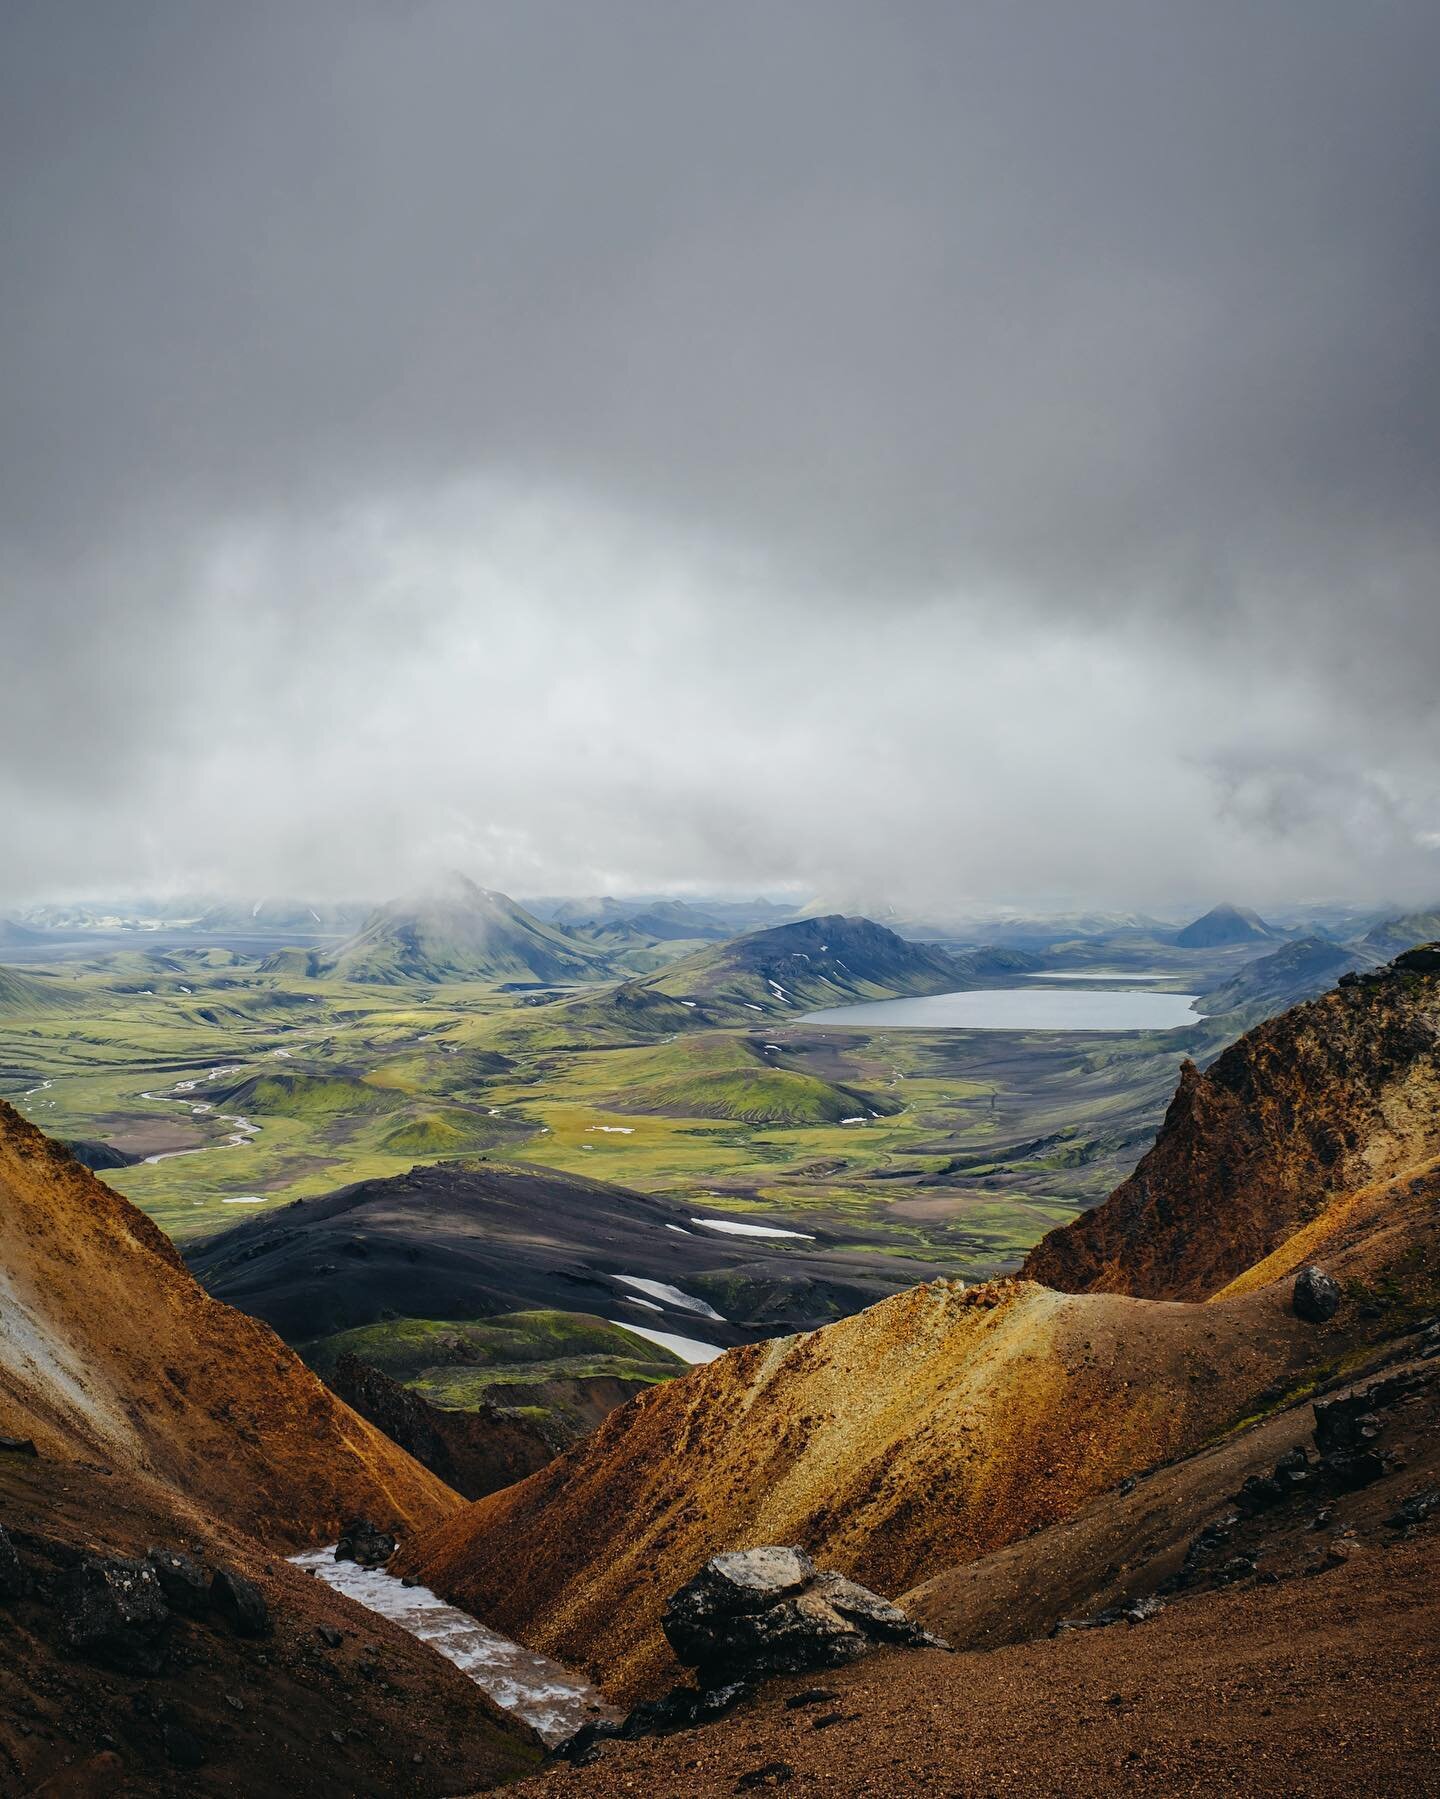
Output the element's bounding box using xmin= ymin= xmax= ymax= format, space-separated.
xmin=188 ymin=1157 xmax=945 ymax=1346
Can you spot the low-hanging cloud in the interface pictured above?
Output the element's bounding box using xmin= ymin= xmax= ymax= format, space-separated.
xmin=3 ymin=2 xmax=1439 ymax=912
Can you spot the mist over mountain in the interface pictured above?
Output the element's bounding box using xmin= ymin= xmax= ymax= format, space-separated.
xmin=3 ymin=4 xmax=1440 ymax=911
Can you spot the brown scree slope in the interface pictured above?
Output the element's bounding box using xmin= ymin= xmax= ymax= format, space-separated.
xmin=403 ymin=1276 xmax=1325 ymax=1701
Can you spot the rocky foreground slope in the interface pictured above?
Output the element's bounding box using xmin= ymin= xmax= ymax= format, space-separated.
xmin=0 ymin=1100 xmax=540 ymax=1792
xmin=405 ymin=954 xmax=1440 ymax=1708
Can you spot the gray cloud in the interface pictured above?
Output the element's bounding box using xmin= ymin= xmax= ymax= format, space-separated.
xmin=3 ymin=2 xmax=1439 ymax=910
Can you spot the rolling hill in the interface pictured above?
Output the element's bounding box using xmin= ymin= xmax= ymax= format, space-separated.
xmin=1361 ymin=906 xmax=1440 ymax=957
xmin=1196 ymin=934 xmax=1378 ymax=1024
xmin=0 ymin=961 xmax=85 ymax=1015
xmin=602 ymin=914 xmax=966 ymax=1027
xmin=402 ymin=1272 xmax=1342 ymax=1702
xmin=322 ymin=873 xmax=613 ymax=984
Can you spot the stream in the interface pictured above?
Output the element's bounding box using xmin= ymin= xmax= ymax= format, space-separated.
xmin=290 ymin=1549 xmax=615 ymax=1745
xmin=138 ymin=1065 xmax=261 ymax=1165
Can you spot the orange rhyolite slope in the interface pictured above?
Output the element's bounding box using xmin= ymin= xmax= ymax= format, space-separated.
xmin=0 ymin=1099 xmax=458 ymax=1543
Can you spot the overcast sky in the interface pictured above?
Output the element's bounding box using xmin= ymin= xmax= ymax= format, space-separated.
xmin=3 ymin=1 xmax=1439 ymax=915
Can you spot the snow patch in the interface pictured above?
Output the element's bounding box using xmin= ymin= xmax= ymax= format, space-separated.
xmin=609 ymin=1322 xmax=726 ymax=1365
xmin=690 ymin=1217 xmax=815 ymax=1241
xmin=615 ymin=1275 xmax=725 ymax=1321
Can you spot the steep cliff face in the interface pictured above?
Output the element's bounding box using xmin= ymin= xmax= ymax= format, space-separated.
xmin=401 ymin=1276 xmax=1322 ymax=1700
xmin=0 ymin=1100 xmax=457 ymax=1543
xmin=1023 ymin=953 xmax=1440 ymax=1300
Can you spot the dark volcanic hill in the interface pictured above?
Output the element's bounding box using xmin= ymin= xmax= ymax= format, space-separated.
xmin=1197 ymin=935 xmax=1377 ymax=1024
xmin=597 ymin=914 xmax=966 ymax=1028
xmin=323 ymin=873 xmax=611 ymax=984
xmin=1173 ymin=901 xmax=1278 ymax=947
xmin=1024 ymin=946 xmax=1440 ymax=1300
xmin=188 ymin=1157 xmax=945 ymax=1347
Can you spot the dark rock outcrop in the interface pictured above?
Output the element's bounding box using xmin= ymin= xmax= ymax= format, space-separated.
xmin=1387 ymin=1489 xmax=1440 ymax=1529
xmin=60 ymin=1556 xmax=171 ymax=1675
xmin=335 ymin=1517 xmax=396 ymax=1568
xmin=62 ymin=1138 xmax=140 ymax=1172
xmin=557 ymin=1547 xmax=944 ymax=1765
xmin=662 ymin=1547 xmax=945 ymax=1686
xmin=1293 ymin=1265 xmax=1341 ymax=1322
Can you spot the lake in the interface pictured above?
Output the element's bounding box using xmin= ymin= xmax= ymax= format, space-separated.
xmin=798 ymin=987 xmax=1203 ymax=1032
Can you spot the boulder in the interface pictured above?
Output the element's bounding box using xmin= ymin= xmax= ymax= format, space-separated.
xmin=209 ymin=1567 xmax=271 ymax=1637
xmin=60 ymin=1556 xmax=170 ymax=1675
xmin=335 ymin=1517 xmax=396 ymax=1568
xmin=1293 ymin=1265 xmax=1341 ymax=1323
xmin=558 ymin=1550 xmax=944 ymax=1764
xmin=146 ymin=1547 xmax=211 ymax=1619
xmin=1393 ymin=944 xmax=1440 ymax=974
xmin=662 ymin=1546 xmax=945 ymax=1685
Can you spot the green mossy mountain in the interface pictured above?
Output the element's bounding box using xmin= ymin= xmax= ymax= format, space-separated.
xmin=323 ymin=874 xmax=612 ymax=985
xmin=0 ymin=963 xmax=85 ymax=1016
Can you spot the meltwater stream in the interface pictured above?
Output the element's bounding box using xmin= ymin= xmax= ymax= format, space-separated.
xmin=291 ymin=1549 xmax=618 ymax=1746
